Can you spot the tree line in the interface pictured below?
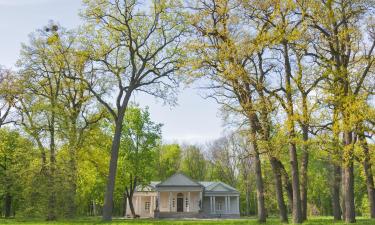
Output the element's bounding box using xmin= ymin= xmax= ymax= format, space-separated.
xmin=0 ymin=0 xmax=374 ymax=224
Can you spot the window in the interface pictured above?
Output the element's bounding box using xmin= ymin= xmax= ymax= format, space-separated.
xmin=145 ymin=201 xmax=150 ymax=211
xmin=185 ymin=198 xmax=189 ymax=208
xmin=172 ymin=198 xmax=175 ymax=207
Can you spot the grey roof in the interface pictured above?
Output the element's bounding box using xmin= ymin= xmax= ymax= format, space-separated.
xmin=135 ymin=174 xmax=239 ymax=194
xmin=199 ymin=181 xmax=239 ymax=193
xmin=135 ymin=181 xmax=160 ymax=192
xmin=156 ymin=172 xmax=203 ymax=187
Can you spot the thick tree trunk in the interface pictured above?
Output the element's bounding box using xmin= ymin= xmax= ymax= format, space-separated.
xmin=343 ymin=131 xmax=355 ymax=223
xmin=343 ymin=164 xmax=355 ymax=223
xmin=341 ymin=168 xmax=346 ymax=219
xmin=360 ymin=134 xmax=375 ymax=218
xmin=248 ymin=121 xmax=266 ymax=223
xmin=253 ymin=146 xmax=266 ymax=223
xmin=282 ymin=40 xmax=302 ymax=223
xmin=332 ymin=165 xmax=342 ymax=220
xmin=290 ymin=142 xmax=303 ymax=223
xmin=270 ymin=157 xmax=288 ymax=222
xmin=4 ymin=193 xmax=12 ymax=218
xmin=102 ymin=117 xmax=124 ymax=221
xmin=300 ymin=124 xmax=309 ymax=221
xmin=277 ymin=159 xmax=293 ymax=212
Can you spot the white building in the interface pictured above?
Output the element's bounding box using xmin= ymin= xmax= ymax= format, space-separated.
xmin=127 ymin=173 xmax=240 ymax=218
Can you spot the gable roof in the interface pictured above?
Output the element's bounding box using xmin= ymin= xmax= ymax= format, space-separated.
xmin=199 ymin=181 xmax=239 ymax=194
xmin=135 ymin=181 xmax=160 ymax=192
xmin=156 ymin=172 xmax=203 ymax=187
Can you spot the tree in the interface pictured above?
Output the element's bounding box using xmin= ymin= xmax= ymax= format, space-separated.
xmin=117 ymin=106 xmax=161 ymax=218
xmin=186 ymin=0 xmax=267 ymax=222
xmin=302 ymin=0 xmax=375 ymax=222
xmin=207 ymin=135 xmax=238 ymax=187
xmin=0 ymin=67 xmax=18 ymax=128
xmin=17 ymin=23 xmax=102 ymax=219
xmin=180 ymin=145 xmax=207 ymax=181
xmin=79 ymin=1 xmax=185 ymax=220
xmin=0 ymin=129 xmax=33 ymax=218
xmin=155 ymin=144 xmax=181 ymax=181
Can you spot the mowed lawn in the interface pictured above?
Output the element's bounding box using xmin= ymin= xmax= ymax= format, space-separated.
xmin=0 ymin=217 xmax=375 ymax=225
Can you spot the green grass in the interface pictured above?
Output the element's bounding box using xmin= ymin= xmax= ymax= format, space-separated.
xmin=0 ymin=217 xmax=374 ymax=225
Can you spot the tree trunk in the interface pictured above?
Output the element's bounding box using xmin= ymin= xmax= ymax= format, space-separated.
xmin=343 ymin=131 xmax=355 ymax=223
xmin=270 ymin=157 xmax=288 ymax=222
xmin=4 ymin=193 xmax=12 ymax=218
xmin=253 ymin=147 xmax=266 ymax=223
xmin=282 ymin=40 xmax=302 ymax=223
xmin=300 ymin=123 xmax=309 ymax=221
xmin=343 ymin=163 xmax=355 ymax=223
xmin=341 ymin=167 xmax=346 ymax=219
xmin=360 ymin=134 xmax=375 ymax=218
xmin=128 ymin=196 xmax=136 ymax=218
xmin=290 ymin=142 xmax=303 ymax=223
xmin=102 ymin=117 xmax=124 ymax=221
xmin=47 ymin=113 xmax=57 ymax=221
xmin=67 ymin=122 xmax=79 ymax=218
xmin=247 ymin=118 xmax=266 ymax=223
xmin=276 ymin=158 xmax=293 ymax=212
xmin=332 ymin=164 xmax=342 ymax=220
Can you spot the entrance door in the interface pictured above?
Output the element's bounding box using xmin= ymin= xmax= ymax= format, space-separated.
xmin=177 ymin=197 xmax=184 ymax=212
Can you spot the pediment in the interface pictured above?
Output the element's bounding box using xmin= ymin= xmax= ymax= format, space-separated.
xmin=156 ymin=172 xmax=202 ymax=187
xmin=206 ymin=182 xmax=238 ymax=193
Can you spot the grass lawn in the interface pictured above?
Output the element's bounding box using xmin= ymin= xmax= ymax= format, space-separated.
xmin=0 ymin=217 xmax=374 ymax=225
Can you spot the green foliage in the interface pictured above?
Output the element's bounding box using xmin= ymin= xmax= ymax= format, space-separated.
xmin=180 ymin=145 xmax=207 ymax=181
xmin=154 ymin=144 xmax=181 ymax=181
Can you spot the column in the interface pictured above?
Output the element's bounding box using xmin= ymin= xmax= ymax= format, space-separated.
xmin=156 ymin=192 xmax=160 ymax=211
xmin=213 ymin=196 xmax=216 ymax=214
xmin=210 ymin=196 xmax=213 ymax=214
xmin=228 ymin=196 xmax=231 ymax=213
xmin=187 ymin=192 xmax=191 ymax=212
xmin=199 ymin=191 xmax=203 ymax=210
xmin=169 ymin=192 xmax=172 ymax=212
xmin=225 ymin=196 xmax=228 ymax=214
xmin=150 ymin=196 xmax=153 ymax=214
xmin=137 ymin=196 xmax=141 ymax=214
xmin=236 ymin=196 xmax=239 ymax=213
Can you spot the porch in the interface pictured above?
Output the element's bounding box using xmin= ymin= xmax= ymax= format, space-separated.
xmin=158 ymin=191 xmax=202 ymax=213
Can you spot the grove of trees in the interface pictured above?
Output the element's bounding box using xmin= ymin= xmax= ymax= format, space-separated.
xmin=0 ymin=0 xmax=374 ymax=224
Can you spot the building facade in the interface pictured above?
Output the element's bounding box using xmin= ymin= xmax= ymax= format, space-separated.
xmin=127 ymin=173 xmax=240 ymax=218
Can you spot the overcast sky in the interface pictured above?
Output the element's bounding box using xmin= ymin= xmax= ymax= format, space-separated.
xmin=0 ymin=0 xmax=225 ymax=145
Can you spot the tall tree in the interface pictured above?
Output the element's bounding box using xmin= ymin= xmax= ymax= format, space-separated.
xmin=117 ymin=106 xmax=161 ymax=218
xmin=302 ymin=0 xmax=375 ymax=222
xmin=18 ymin=24 xmax=102 ymax=219
xmin=0 ymin=129 xmax=33 ymax=218
xmin=155 ymin=144 xmax=181 ymax=181
xmin=180 ymin=145 xmax=207 ymax=181
xmin=187 ymin=0 xmax=267 ymax=221
xmin=79 ymin=1 xmax=185 ymax=220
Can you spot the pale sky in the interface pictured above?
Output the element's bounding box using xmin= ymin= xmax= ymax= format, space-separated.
xmin=0 ymin=0 xmax=224 ymax=144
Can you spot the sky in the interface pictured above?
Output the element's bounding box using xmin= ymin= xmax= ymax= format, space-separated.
xmin=0 ymin=0 xmax=224 ymax=145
